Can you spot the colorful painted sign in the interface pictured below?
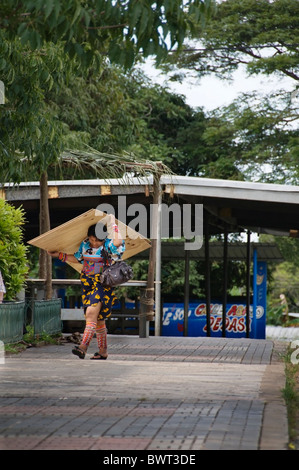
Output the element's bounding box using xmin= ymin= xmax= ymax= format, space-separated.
xmin=162 ymin=258 xmax=267 ymax=339
xmin=162 ymin=299 xmax=266 ymax=339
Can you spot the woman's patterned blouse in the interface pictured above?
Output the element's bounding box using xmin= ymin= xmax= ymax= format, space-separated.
xmin=74 ymin=238 xmax=125 ymax=275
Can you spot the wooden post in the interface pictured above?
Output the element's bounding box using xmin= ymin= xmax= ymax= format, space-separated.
xmin=145 ymin=241 xmax=156 ymax=323
xmin=155 ymin=181 xmax=162 ymax=336
xmin=39 ymin=171 xmax=53 ymax=300
xmin=145 ymin=176 xmax=160 ymax=328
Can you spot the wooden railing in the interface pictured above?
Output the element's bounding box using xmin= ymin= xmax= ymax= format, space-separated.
xmin=25 ymin=279 xmax=150 ymax=337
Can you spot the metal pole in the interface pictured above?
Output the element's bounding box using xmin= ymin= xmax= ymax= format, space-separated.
xmin=222 ymin=227 xmax=228 ymax=337
xmin=252 ymin=248 xmax=257 ymax=339
xmin=139 ymin=288 xmax=149 ymax=338
xmin=184 ymin=247 xmax=190 ymax=337
xmin=246 ymin=230 xmax=251 ymax=338
xmin=205 ymin=214 xmax=211 ymax=337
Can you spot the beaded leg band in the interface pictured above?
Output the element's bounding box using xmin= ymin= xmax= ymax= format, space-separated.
xmin=96 ymin=324 xmax=107 ymax=355
xmin=81 ymin=321 xmax=97 ymax=349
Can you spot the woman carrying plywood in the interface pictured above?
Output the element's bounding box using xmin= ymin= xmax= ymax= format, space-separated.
xmin=49 ymin=214 xmax=125 ymax=360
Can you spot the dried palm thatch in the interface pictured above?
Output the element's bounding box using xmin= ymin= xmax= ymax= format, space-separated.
xmin=56 ymin=146 xmax=172 ymax=181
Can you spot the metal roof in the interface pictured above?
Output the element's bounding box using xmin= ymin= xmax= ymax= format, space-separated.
xmin=2 ymin=174 xmax=299 ymax=240
xmin=161 ymin=175 xmax=299 ymax=236
xmin=161 ymin=175 xmax=299 ymax=204
xmin=134 ymin=241 xmax=283 ymax=262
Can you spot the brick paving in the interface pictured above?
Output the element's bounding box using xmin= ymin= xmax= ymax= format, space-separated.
xmin=0 ymin=335 xmax=289 ymax=451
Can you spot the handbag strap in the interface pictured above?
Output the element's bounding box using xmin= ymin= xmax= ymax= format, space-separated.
xmin=101 ymin=246 xmax=112 ymax=266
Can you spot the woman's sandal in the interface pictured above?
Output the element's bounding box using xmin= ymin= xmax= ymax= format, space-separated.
xmin=90 ymin=352 xmax=108 ymax=360
xmin=72 ymin=346 xmax=86 ymax=359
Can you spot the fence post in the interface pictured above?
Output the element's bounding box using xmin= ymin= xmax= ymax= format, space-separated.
xmin=139 ymin=288 xmax=149 ymax=338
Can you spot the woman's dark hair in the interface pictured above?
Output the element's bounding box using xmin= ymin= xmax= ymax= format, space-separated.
xmin=87 ymin=223 xmax=107 ymax=241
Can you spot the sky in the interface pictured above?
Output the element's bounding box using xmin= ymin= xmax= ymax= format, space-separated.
xmin=141 ymin=59 xmax=295 ymax=112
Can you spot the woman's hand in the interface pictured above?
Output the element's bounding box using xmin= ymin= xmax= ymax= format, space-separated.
xmin=48 ymin=251 xmax=80 ymax=264
xmin=100 ymin=213 xmax=115 ymax=228
xmin=101 ymin=214 xmax=123 ymax=246
xmin=48 ymin=251 xmax=59 ymax=258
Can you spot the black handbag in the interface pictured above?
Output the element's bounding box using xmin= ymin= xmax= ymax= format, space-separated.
xmin=100 ymin=247 xmax=133 ymax=287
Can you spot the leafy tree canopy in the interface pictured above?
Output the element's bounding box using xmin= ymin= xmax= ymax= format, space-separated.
xmin=158 ymin=0 xmax=299 ymax=182
xmin=44 ymin=63 xmax=211 ymax=178
xmin=0 ymin=0 xmax=213 ymax=182
xmin=0 ymin=38 xmax=74 ymax=182
xmin=0 ymin=0 xmax=214 ymax=69
xmin=200 ymin=91 xmax=299 ymax=183
xmin=164 ymin=0 xmax=299 ymax=82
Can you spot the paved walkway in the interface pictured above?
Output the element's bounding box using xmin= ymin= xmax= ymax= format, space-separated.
xmin=0 ymin=335 xmax=289 ymax=451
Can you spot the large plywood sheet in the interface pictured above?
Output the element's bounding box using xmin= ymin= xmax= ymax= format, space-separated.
xmin=28 ymin=209 xmax=151 ymax=273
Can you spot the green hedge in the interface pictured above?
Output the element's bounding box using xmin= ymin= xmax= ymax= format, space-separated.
xmin=0 ymin=199 xmax=28 ymax=300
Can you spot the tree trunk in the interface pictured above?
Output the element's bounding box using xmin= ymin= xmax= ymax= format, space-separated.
xmin=38 ymin=171 xmax=53 ymax=299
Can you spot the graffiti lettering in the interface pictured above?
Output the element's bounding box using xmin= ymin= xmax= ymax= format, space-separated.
xmin=162 ymin=300 xmax=264 ymax=338
xmin=195 ymin=303 xmax=248 ymax=318
xmin=203 ymin=316 xmax=247 ymax=333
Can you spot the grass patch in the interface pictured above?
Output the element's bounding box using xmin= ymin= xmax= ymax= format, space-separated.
xmin=4 ymin=326 xmax=63 ymax=355
xmin=282 ymin=344 xmax=299 ymax=449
